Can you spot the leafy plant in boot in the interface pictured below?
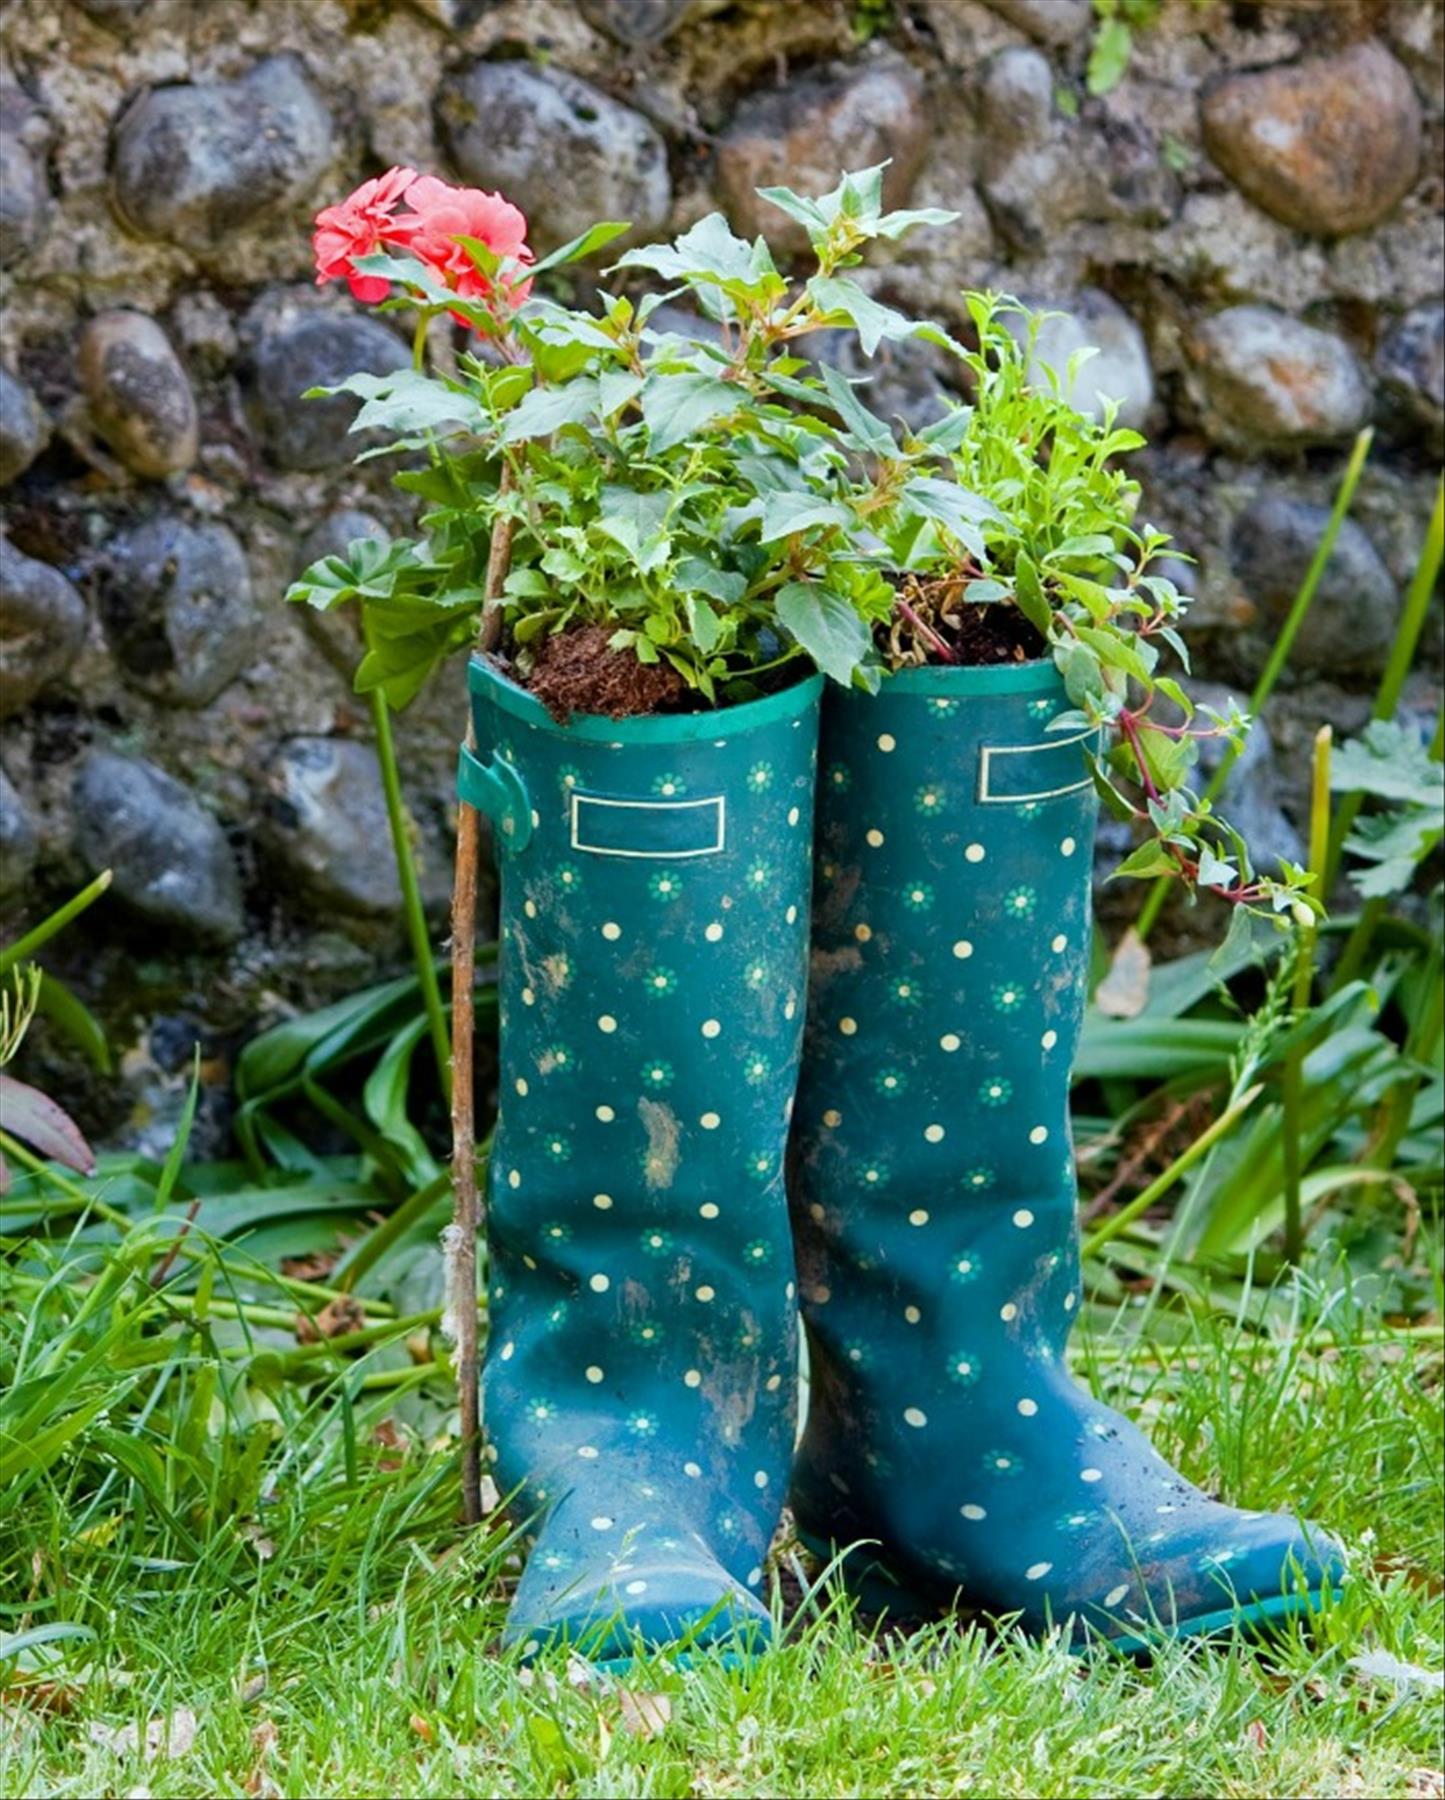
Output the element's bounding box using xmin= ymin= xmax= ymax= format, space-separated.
xmin=286 ymin=165 xmax=957 ymax=713
xmin=834 ymin=292 xmax=1317 ymax=919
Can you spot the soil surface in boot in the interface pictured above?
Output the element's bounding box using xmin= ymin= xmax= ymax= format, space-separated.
xmin=519 ymin=624 xmax=701 ymax=722
xmin=787 ymin=665 xmax=1344 ymax=1646
xmin=469 ymin=657 xmax=821 ymax=1664
xmin=883 ymin=575 xmax=1047 ymax=668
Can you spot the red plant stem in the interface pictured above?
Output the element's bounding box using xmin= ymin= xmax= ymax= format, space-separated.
xmin=895 ymin=596 xmax=958 ymax=663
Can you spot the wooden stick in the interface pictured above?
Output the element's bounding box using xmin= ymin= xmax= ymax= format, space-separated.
xmin=450 ymin=477 xmax=515 ymax=1528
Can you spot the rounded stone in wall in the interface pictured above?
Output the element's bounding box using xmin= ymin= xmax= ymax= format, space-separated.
xmin=1200 ymin=41 xmax=1422 ymax=238
xmin=1377 ymin=304 xmax=1444 ymax=454
xmin=0 ymin=368 xmax=50 ymax=487
xmin=1022 ymin=291 xmax=1153 ymax=431
xmin=1185 ymin=306 xmax=1370 ymax=451
xmin=72 ymin=751 xmax=243 ymax=943
xmin=79 ymin=311 xmax=198 ymax=481
xmin=110 ymin=56 xmax=332 ymax=254
xmin=716 ymin=63 xmax=928 ymax=250
xmin=0 ymin=537 xmax=87 ymax=719
xmin=261 ymin=737 xmax=404 ymax=919
xmin=971 ymin=0 xmax=1092 ymax=44
xmin=0 ymin=765 xmax=39 ymax=903
xmin=1230 ymin=495 xmax=1400 ymax=676
xmin=98 ymin=517 xmax=260 ymax=708
xmin=0 ymin=85 xmax=49 ymax=270
xmin=577 ymin=0 xmax=715 ymax=44
xmin=437 ymin=61 xmax=671 ymax=251
xmin=249 ymin=312 xmax=409 ymax=472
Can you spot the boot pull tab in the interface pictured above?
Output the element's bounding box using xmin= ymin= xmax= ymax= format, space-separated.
xmin=457 ymin=743 xmax=534 ymax=852
xmin=977 ymin=728 xmax=1100 ymax=805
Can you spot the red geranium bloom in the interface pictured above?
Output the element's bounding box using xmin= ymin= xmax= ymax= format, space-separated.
xmin=400 ymin=175 xmax=533 ymax=315
xmin=313 ymin=166 xmax=419 ymax=303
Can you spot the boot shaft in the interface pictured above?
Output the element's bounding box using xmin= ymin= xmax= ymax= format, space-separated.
xmin=466 ymin=657 xmax=821 ymax=1557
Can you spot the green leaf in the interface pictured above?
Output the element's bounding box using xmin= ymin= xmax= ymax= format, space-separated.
xmin=527 ymin=220 xmax=631 ymax=276
xmin=639 ymin=372 xmax=738 ymax=454
xmin=1087 ymin=16 xmax=1133 ymax=95
xmin=818 ymin=363 xmax=896 ymax=455
xmin=775 ymin=581 xmax=871 ymax=685
xmin=500 ymin=378 xmax=601 ymax=443
xmin=1110 ymin=841 xmax=1177 ymax=880
xmin=806 ymin=277 xmax=925 ymax=357
xmin=757 ymin=493 xmax=853 ymax=543
xmin=1014 ymin=552 xmax=1053 ymax=636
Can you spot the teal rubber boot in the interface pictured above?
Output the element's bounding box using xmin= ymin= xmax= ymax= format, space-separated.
xmin=788 ymin=661 xmax=1345 ymax=1647
xmin=460 ymin=658 xmax=821 ymax=1666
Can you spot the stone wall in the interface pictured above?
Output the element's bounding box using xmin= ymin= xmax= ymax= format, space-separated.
xmin=1 ymin=0 xmax=1441 ymax=1146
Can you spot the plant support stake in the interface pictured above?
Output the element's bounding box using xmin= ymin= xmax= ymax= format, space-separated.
xmin=450 ymin=470 xmax=514 ymax=1528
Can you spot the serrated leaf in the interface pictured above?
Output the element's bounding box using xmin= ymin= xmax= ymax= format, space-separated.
xmin=818 ymin=363 xmax=896 ymax=455
xmin=501 ymin=378 xmax=601 ymax=443
xmin=807 ymin=277 xmax=925 ymax=357
xmin=757 ymin=494 xmax=852 ymax=544
xmin=639 ymin=372 xmax=738 ymax=454
xmin=775 ymin=581 xmax=871 ymax=685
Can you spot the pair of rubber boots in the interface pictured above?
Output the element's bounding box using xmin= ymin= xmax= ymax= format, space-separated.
xmin=459 ymin=654 xmax=1343 ymax=1667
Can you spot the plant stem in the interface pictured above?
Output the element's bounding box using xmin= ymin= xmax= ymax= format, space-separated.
xmin=1081 ymin=1083 xmax=1264 ymax=1260
xmin=0 ymin=1131 xmax=132 ymax=1229
xmin=451 ymin=471 xmax=515 ymax=1528
xmin=1135 ymin=427 xmax=1373 ymax=940
xmin=371 ymin=690 xmax=452 ymax=1101
xmin=0 ymin=871 xmax=113 ymax=977
xmin=1280 ymin=726 xmax=1332 ymax=1264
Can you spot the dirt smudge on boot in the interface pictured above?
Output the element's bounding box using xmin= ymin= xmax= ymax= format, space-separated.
xmin=638 ymin=1098 xmax=680 ymax=1190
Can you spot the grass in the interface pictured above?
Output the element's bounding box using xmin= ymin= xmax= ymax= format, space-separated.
xmin=4 ymin=1263 xmax=1440 ymax=1799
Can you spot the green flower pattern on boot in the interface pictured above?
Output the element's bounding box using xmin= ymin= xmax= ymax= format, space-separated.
xmin=467 ymin=657 xmax=821 ymax=1666
xmin=788 ymin=663 xmax=1344 ymax=1646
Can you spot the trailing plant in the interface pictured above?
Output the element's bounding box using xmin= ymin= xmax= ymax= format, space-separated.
xmin=286 ymin=163 xmax=957 ymax=705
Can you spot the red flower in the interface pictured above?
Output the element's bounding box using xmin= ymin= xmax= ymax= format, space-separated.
xmin=400 ymin=175 xmax=533 ymax=315
xmin=313 ymin=166 xmax=419 ymax=303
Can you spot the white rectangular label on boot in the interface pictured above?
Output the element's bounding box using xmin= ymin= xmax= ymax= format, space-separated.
xmin=978 ymin=730 xmax=1098 ymax=804
xmin=571 ymin=792 xmax=726 ymax=859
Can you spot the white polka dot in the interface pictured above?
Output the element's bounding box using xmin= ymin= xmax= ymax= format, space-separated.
xmin=903 ymin=1407 xmax=928 ymax=1428
xmin=754 ymin=1471 xmax=769 ymax=1489
xmin=785 ymin=905 xmax=798 ymax=925
xmin=788 ymin=806 xmax=800 ymax=826
xmin=705 ymin=922 xmax=723 ymax=942
xmin=585 ymin=1366 xmax=604 ymax=1384
xmin=1081 ymin=1467 xmax=1103 ymax=1483
xmin=904 ymin=1305 xmax=922 ymax=1324
xmin=625 ymin=1579 xmax=648 ymax=1595
xmin=953 ymin=940 xmax=974 ymax=959
xmin=866 ymin=828 xmax=884 ymax=848
xmin=960 ymin=1504 xmax=987 ymax=1521
xmin=839 ymin=1017 xmax=857 ymax=1036
xmin=1041 ymin=1030 xmax=1058 ymax=1051
xmin=597 ymin=1014 xmax=617 ymax=1034
xmin=699 ymin=1201 xmax=719 ymax=1219
xmin=924 ymin=1124 xmax=945 ymax=1143
xmin=823 ymin=1108 xmax=842 ymax=1127
xmin=590 ymin=1274 xmax=610 ymax=1294
xmin=765 ymin=1374 xmax=782 ymax=1391
xmin=1025 ymin=1561 xmax=1053 ymax=1581
xmin=515 ymin=1077 xmax=528 ymax=1096
xmin=965 ymin=843 xmax=985 ymax=863
xmin=601 ymin=921 xmax=621 ymax=940
xmin=855 ymin=923 xmax=872 ymax=942
xmin=695 ymin=1285 xmax=715 ymax=1303
xmin=784 ymin=997 xmax=797 ymax=1019
xmin=701 ymin=1018 xmax=721 ymax=1039
xmin=684 ymin=1369 xmax=702 ymax=1388
xmin=939 ymin=1033 xmax=960 ymax=1052
xmin=1061 ymin=836 xmax=1077 ymax=857
xmin=684 ymin=1461 xmax=702 ymax=1479
xmin=1104 ymin=1584 xmax=1130 ymax=1608
xmin=1029 ymin=1126 xmax=1049 ymax=1145
xmin=1064 ymin=1292 xmax=1077 ymax=1312
xmin=1000 ymin=1302 xmax=1018 ymax=1322
xmin=877 ymin=733 xmax=896 ymax=752
xmin=577 ymin=1445 xmax=598 ymax=1459
xmin=524 ymin=899 xmax=537 ymax=919
xmin=596 ymin=1104 xmax=615 ymax=1122
xmin=591 ymin=1516 xmax=614 ymax=1531
xmin=1051 ymin=934 xmax=1067 ymax=953
xmin=700 ymin=1111 xmax=720 ymax=1130
xmin=521 ymin=987 xmax=536 ymax=1007
xmin=811 ymin=1285 xmax=831 ymax=1305
xmin=500 ymin=1341 xmax=514 ymax=1361
xmin=508 ymin=1170 xmax=521 ymax=1190
xmin=1013 ymin=1209 xmax=1035 ymax=1229
xmin=908 ymin=1209 xmax=930 ymax=1226
xmin=593 ymin=1193 xmax=612 ymax=1210
xmin=1017 ymin=1398 xmax=1039 ymax=1417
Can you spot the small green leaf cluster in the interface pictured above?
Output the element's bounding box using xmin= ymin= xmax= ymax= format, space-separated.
xmin=287 ymin=167 xmax=955 ymax=707
xmin=1330 ymin=720 xmax=1444 ymax=900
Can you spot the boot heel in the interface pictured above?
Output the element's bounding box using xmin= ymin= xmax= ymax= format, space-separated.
xmin=796 ymin=1529 xmax=936 ymax=1621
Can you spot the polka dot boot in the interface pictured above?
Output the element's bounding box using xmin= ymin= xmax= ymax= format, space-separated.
xmin=787 ymin=661 xmax=1345 ymax=1649
xmin=459 ymin=656 xmax=821 ymax=1667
